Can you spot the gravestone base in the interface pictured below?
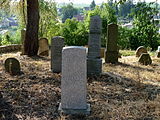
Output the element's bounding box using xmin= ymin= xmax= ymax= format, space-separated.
xmin=157 ymin=52 xmax=160 ymax=58
xmin=87 ymin=58 xmax=102 ymax=76
xmin=105 ymin=51 xmax=118 ymax=63
xmin=58 ymin=103 xmax=90 ymax=115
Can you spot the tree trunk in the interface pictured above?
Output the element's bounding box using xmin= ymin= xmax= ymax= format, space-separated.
xmin=24 ymin=0 xmax=39 ymax=56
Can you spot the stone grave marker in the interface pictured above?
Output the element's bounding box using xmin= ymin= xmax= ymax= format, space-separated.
xmin=59 ymin=46 xmax=90 ymax=115
xmin=105 ymin=23 xmax=118 ymax=63
xmin=51 ymin=36 xmax=64 ymax=73
xmin=157 ymin=46 xmax=160 ymax=58
xmin=136 ymin=46 xmax=147 ymax=57
xmin=138 ymin=53 xmax=152 ymax=65
xmin=38 ymin=38 xmax=49 ymax=56
xmin=4 ymin=58 xmax=21 ymax=75
xmin=87 ymin=15 xmax=102 ymax=76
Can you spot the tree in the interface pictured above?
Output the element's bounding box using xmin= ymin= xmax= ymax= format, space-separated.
xmin=61 ymin=3 xmax=78 ymax=23
xmin=24 ymin=0 xmax=40 ymax=56
xmin=90 ymin=0 xmax=96 ymax=10
xmin=130 ymin=2 xmax=159 ymax=50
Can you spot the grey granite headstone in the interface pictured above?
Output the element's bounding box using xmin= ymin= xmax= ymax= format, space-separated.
xmin=59 ymin=46 xmax=90 ymax=115
xmin=157 ymin=46 xmax=160 ymax=58
xmin=87 ymin=15 xmax=102 ymax=76
xmin=21 ymin=29 xmax=26 ymax=55
xmin=51 ymin=36 xmax=64 ymax=73
xmin=105 ymin=23 xmax=118 ymax=63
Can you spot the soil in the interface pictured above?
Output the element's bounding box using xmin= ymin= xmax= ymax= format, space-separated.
xmin=0 ymin=52 xmax=160 ymax=120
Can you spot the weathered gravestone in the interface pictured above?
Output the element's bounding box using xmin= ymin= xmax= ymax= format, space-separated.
xmin=59 ymin=46 xmax=90 ymax=115
xmin=87 ymin=15 xmax=102 ymax=76
xmin=51 ymin=36 xmax=64 ymax=73
xmin=105 ymin=24 xmax=118 ymax=63
xmin=4 ymin=58 xmax=21 ymax=75
xmin=136 ymin=46 xmax=147 ymax=57
xmin=21 ymin=29 xmax=26 ymax=55
xmin=138 ymin=53 xmax=152 ymax=65
xmin=38 ymin=38 xmax=49 ymax=56
xmin=157 ymin=46 xmax=160 ymax=58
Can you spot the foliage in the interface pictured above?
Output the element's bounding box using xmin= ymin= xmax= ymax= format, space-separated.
xmin=130 ymin=2 xmax=160 ymax=50
xmin=85 ymin=3 xmax=117 ymax=47
xmin=90 ymin=0 xmax=96 ymax=10
xmin=39 ymin=0 xmax=58 ymax=39
xmin=118 ymin=26 xmax=131 ymax=49
xmin=119 ymin=0 xmax=135 ymax=18
xmin=61 ymin=3 xmax=78 ymax=23
xmin=59 ymin=18 xmax=88 ymax=46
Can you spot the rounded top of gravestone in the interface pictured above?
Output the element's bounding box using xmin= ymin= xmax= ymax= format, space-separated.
xmin=63 ymin=46 xmax=86 ymax=50
xmin=4 ymin=57 xmax=21 ymax=75
xmin=52 ymin=36 xmax=64 ymax=40
xmin=136 ymin=46 xmax=147 ymax=57
xmin=108 ymin=23 xmax=118 ymax=26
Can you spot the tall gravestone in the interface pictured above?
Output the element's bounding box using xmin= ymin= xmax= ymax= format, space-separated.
xmin=105 ymin=24 xmax=118 ymax=63
xmin=21 ymin=29 xmax=26 ymax=55
xmin=59 ymin=46 xmax=90 ymax=115
xmin=51 ymin=36 xmax=64 ymax=73
xmin=87 ymin=15 xmax=102 ymax=76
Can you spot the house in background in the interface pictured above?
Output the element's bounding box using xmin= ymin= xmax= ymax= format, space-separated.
xmin=73 ymin=14 xmax=84 ymax=21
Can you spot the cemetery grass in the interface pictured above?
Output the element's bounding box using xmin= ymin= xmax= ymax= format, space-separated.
xmin=0 ymin=52 xmax=160 ymax=120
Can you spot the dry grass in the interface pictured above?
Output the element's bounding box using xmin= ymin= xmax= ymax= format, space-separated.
xmin=0 ymin=52 xmax=160 ymax=120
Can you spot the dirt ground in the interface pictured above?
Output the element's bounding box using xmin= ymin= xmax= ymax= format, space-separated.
xmin=0 ymin=52 xmax=160 ymax=120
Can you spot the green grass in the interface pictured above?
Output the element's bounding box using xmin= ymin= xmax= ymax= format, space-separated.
xmin=120 ymin=50 xmax=135 ymax=56
xmin=120 ymin=50 xmax=157 ymax=57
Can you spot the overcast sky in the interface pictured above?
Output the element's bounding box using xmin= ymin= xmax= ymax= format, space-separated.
xmin=54 ymin=0 xmax=160 ymax=4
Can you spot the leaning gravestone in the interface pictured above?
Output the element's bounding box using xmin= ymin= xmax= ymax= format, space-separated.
xmin=21 ymin=29 xmax=26 ymax=55
xmin=38 ymin=38 xmax=49 ymax=56
xmin=136 ymin=46 xmax=147 ymax=57
xmin=59 ymin=46 xmax=90 ymax=115
xmin=51 ymin=36 xmax=64 ymax=73
xmin=4 ymin=58 xmax=21 ymax=75
xmin=105 ymin=24 xmax=118 ymax=63
xmin=138 ymin=53 xmax=152 ymax=65
xmin=157 ymin=46 xmax=160 ymax=58
xmin=87 ymin=15 xmax=102 ymax=76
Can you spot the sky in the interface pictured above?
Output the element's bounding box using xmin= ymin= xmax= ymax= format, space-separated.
xmin=54 ymin=0 xmax=160 ymax=4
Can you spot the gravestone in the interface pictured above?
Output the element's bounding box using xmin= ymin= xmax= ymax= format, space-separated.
xmin=105 ymin=24 xmax=118 ymax=63
xmin=4 ymin=58 xmax=21 ymax=75
xmin=21 ymin=29 xmax=26 ymax=55
xmin=136 ymin=46 xmax=147 ymax=57
xmin=59 ymin=46 xmax=90 ymax=115
xmin=51 ymin=36 xmax=64 ymax=73
xmin=87 ymin=15 xmax=102 ymax=76
xmin=157 ymin=46 xmax=160 ymax=58
xmin=38 ymin=38 xmax=49 ymax=56
xmin=138 ymin=53 xmax=152 ymax=65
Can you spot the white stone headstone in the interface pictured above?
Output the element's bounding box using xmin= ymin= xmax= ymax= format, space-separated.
xmin=59 ymin=46 xmax=90 ymax=114
xmin=158 ymin=46 xmax=160 ymax=52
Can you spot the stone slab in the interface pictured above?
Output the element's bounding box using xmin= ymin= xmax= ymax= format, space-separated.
xmin=61 ymin=46 xmax=87 ymax=110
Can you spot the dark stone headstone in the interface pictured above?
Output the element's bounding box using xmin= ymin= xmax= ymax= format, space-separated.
xmin=105 ymin=24 xmax=118 ymax=63
xmin=138 ymin=53 xmax=152 ymax=65
xmin=4 ymin=58 xmax=21 ymax=75
xmin=136 ymin=46 xmax=147 ymax=57
xmin=51 ymin=36 xmax=64 ymax=73
xmin=38 ymin=38 xmax=49 ymax=56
